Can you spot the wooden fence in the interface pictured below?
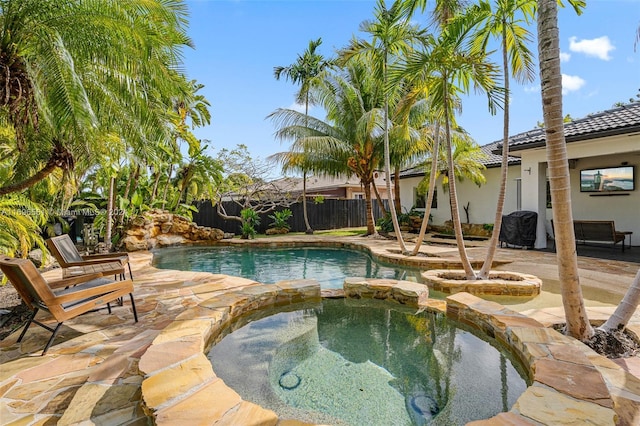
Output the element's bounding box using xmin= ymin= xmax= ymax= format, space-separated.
xmin=192 ymin=199 xmax=388 ymax=234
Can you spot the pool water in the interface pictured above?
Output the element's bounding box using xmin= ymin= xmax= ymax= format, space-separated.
xmin=152 ymin=246 xmax=421 ymax=288
xmin=209 ymin=299 xmax=528 ymax=425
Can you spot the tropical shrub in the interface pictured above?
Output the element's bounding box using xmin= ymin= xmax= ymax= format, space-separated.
xmin=269 ymin=209 xmax=292 ymax=231
xmin=0 ymin=195 xmax=47 ymax=258
xmin=240 ymin=208 xmax=260 ymax=239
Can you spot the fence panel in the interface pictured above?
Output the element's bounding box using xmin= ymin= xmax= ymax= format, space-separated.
xmin=192 ymin=199 xmax=388 ymax=234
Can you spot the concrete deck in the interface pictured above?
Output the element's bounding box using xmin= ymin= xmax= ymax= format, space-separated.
xmin=1 ymin=235 xmax=639 ymax=425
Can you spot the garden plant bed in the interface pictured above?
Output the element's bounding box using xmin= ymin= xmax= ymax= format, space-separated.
xmin=421 ymin=269 xmax=542 ymax=297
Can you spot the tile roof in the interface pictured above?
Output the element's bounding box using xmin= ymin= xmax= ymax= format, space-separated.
xmin=501 ymin=102 xmax=640 ymax=152
xmin=397 ymin=140 xmax=520 ymax=179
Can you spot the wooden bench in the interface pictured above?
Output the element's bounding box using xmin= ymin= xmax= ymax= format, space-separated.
xmin=552 ymin=220 xmax=628 ymax=252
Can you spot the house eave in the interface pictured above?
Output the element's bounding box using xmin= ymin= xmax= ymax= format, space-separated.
xmin=495 ymin=126 xmax=640 ymax=155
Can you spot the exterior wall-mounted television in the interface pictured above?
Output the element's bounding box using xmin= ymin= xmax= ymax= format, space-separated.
xmin=580 ymin=166 xmax=635 ymax=192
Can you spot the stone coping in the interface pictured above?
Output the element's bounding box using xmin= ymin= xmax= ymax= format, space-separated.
xmin=422 ymin=269 xmax=542 ymax=297
xmin=138 ymin=275 xmax=637 ymax=425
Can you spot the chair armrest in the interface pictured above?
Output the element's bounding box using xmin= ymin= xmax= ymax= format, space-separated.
xmin=82 ymin=253 xmax=129 ymax=261
xmin=48 ymin=272 xmax=105 ymax=289
xmin=53 ymin=279 xmax=134 ymax=304
xmin=64 ymin=258 xmax=125 ymax=266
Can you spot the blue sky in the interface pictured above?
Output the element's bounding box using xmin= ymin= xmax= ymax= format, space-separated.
xmin=183 ymin=0 xmax=640 ymax=170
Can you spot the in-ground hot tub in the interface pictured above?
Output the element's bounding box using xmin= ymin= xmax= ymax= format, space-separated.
xmin=209 ymin=298 xmax=528 ymax=425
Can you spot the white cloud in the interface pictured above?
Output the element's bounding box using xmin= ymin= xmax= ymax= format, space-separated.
xmin=289 ymin=102 xmax=307 ymax=113
xmin=569 ymin=36 xmax=615 ymax=61
xmin=524 ymin=85 xmax=540 ymax=93
xmin=559 ymin=52 xmax=571 ymax=62
xmin=562 ymin=74 xmax=586 ymax=95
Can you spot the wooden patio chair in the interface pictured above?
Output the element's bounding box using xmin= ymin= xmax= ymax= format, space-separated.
xmin=46 ymin=234 xmax=133 ymax=280
xmin=0 ymin=256 xmax=138 ymax=356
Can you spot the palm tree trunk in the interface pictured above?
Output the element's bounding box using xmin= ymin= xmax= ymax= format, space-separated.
xmin=444 ymin=77 xmax=475 ymax=279
xmin=0 ymin=143 xmax=73 ymax=196
xmin=119 ymin=164 xmax=140 ymax=226
xmin=0 ymin=162 xmax=59 ymax=195
xmin=479 ymin=22 xmax=510 ymax=279
xmin=394 ymin=164 xmax=402 ymax=215
xmin=130 ymin=164 xmax=142 ymax=196
xmin=600 ymin=268 xmax=640 ymax=332
xmin=151 ymin=169 xmax=161 ymax=200
xmin=364 ymin=182 xmax=377 ymax=236
xmin=105 ymin=176 xmax=115 ymax=251
xmin=537 ymin=0 xmax=593 ymax=340
xmin=162 ymin=163 xmax=174 ymax=210
xmin=411 ymin=124 xmax=441 ymax=255
xmin=372 ymin=179 xmax=389 ymax=216
xmin=302 ymin=170 xmax=312 ymax=233
xmin=303 ymin=94 xmax=313 ymax=233
xmin=383 ymin=55 xmax=407 ymax=252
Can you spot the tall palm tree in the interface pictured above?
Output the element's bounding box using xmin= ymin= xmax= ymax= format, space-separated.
xmin=402 ymin=8 xmax=502 ymax=279
xmin=269 ymin=60 xmax=387 ymax=236
xmin=536 ymin=0 xmax=592 ymax=340
xmin=474 ymin=0 xmax=536 ymax=279
xmin=274 ymin=38 xmax=333 ymax=234
xmin=163 ymin=79 xmax=212 ymax=209
xmin=401 ymin=0 xmax=472 ymax=256
xmin=341 ymin=0 xmax=421 ymax=252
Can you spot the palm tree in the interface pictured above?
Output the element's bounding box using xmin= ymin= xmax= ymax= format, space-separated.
xmin=0 ymin=0 xmax=192 ymax=195
xmin=175 ymin=144 xmax=223 ymax=206
xmin=388 ymin=83 xmax=432 ymax=215
xmin=536 ymin=0 xmax=592 ymax=340
xmin=269 ymin=60 xmax=388 ymax=235
xmin=163 ymin=79 xmax=212 ymax=209
xmin=474 ymin=0 xmax=536 ymax=279
xmin=0 ymin=194 xmax=47 ymax=257
xmin=402 ymin=8 xmax=502 ymax=279
xmin=340 ymin=0 xmax=421 ymax=253
xmin=274 ymin=38 xmax=333 ymax=234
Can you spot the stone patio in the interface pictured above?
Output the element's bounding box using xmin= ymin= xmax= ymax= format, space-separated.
xmin=1 ymin=235 xmax=639 ymax=425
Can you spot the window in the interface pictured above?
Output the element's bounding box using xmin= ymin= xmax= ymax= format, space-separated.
xmin=414 ymin=187 xmax=436 ymax=209
xmin=353 ymin=193 xmax=365 ymax=200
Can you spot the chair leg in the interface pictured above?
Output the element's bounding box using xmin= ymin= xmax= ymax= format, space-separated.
xmin=130 ymin=293 xmax=138 ymax=322
xmin=107 ymin=303 xmax=112 ymax=314
xmin=41 ymin=323 xmax=63 ymax=356
xmin=17 ymin=308 xmax=38 ymax=342
xmin=128 ymin=264 xmax=133 ymax=280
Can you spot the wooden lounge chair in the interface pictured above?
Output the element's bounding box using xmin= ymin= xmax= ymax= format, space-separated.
xmin=0 ymin=256 xmax=138 ymax=355
xmin=46 ymin=234 xmax=133 ymax=280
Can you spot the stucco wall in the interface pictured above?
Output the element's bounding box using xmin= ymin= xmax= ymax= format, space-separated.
xmin=520 ymin=133 xmax=639 ymax=248
xmin=399 ymin=165 xmax=522 ymax=227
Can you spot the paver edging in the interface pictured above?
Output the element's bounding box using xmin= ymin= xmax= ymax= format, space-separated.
xmin=423 ymin=269 xmax=542 ymax=296
xmin=446 ymin=292 xmax=618 ymax=425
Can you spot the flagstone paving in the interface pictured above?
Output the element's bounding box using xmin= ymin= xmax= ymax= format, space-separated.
xmin=1 ymin=235 xmax=639 ymax=425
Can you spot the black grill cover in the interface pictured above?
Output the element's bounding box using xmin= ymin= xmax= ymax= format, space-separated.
xmin=499 ymin=211 xmax=538 ymax=248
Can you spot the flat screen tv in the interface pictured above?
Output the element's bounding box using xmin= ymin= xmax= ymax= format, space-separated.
xmin=580 ymin=166 xmax=635 ymax=192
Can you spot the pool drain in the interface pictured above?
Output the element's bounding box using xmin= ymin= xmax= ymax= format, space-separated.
xmin=408 ymin=393 xmax=440 ymax=423
xmin=279 ymin=371 xmax=301 ymax=390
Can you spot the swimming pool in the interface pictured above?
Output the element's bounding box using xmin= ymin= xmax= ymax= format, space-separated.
xmin=209 ymin=298 xmax=528 ymax=425
xmin=152 ymin=245 xmax=421 ymax=288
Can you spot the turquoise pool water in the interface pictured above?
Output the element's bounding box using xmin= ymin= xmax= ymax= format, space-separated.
xmin=152 ymin=246 xmax=421 ymax=288
xmin=210 ymin=299 xmax=528 ymax=425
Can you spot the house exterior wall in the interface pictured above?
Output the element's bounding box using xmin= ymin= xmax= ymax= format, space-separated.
xmin=399 ymin=165 xmax=521 ymax=226
xmin=519 ymin=132 xmax=640 ymax=248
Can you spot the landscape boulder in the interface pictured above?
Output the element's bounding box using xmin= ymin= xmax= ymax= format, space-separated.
xmin=121 ymin=209 xmax=224 ymax=251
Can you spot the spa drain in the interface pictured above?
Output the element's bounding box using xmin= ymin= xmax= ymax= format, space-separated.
xmin=279 ymin=372 xmax=301 ymax=390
